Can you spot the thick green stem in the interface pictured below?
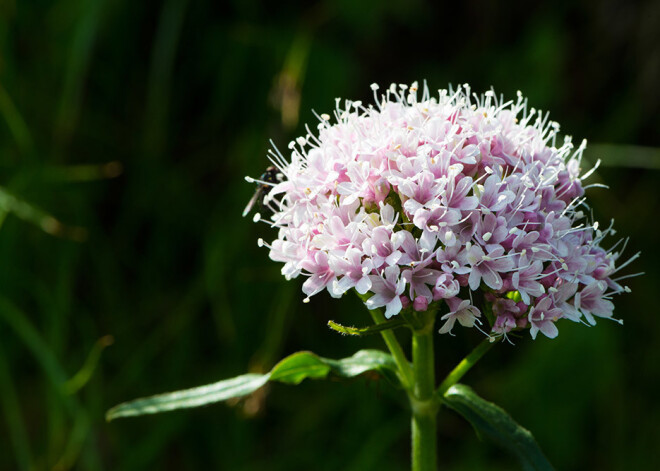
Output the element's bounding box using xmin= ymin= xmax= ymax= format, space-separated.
xmin=368 ymin=309 xmax=414 ymax=389
xmin=437 ymin=338 xmax=494 ymax=397
xmin=410 ymin=314 xmax=438 ymax=471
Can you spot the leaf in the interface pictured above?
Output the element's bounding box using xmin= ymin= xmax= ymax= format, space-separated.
xmin=443 ymin=384 xmax=554 ymax=471
xmin=64 ymin=335 xmax=114 ymax=394
xmin=0 ymin=297 xmax=93 ymax=468
xmin=0 ymin=344 xmax=33 ymax=471
xmin=107 ymin=374 xmax=270 ymax=420
xmin=0 ymin=82 xmax=33 ymax=154
xmin=269 ymin=351 xmax=331 ymax=384
xmin=324 ymin=349 xmax=398 ymax=378
xmin=107 ymin=349 xmax=398 ymax=421
xmin=0 ymin=186 xmax=87 ymax=240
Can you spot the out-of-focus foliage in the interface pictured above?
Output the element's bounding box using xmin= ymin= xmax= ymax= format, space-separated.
xmin=0 ymin=0 xmax=658 ymax=470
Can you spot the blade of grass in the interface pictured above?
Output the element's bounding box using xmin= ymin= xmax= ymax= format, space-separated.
xmin=52 ymin=413 xmax=95 ymax=471
xmin=55 ymin=0 xmax=106 ymax=152
xmin=271 ymin=32 xmax=311 ymax=130
xmin=113 ymin=277 xmax=207 ymax=393
xmin=0 ymin=296 xmax=69 ymax=391
xmin=39 ymin=162 xmax=124 ymax=183
xmin=0 ymin=185 xmax=87 ymax=240
xmin=0 ymin=82 xmax=33 ymax=155
xmin=249 ymin=282 xmax=296 ymax=371
xmin=142 ymin=0 xmax=189 ymax=158
xmin=64 ymin=335 xmax=114 ymax=394
xmin=0 ymin=344 xmax=33 ymax=471
xmin=0 ymin=296 xmax=97 ymax=470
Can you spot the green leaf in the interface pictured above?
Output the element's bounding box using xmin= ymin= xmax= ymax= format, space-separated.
xmin=327 ymin=318 xmax=406 ymax=336
xmin=0 ymin=82 xmax=33 ymax=154
xmin=107 ymin=374 xmax=270 ymax=420
xmin=0 ymin=344 xmax=33 ymax=471
xmin=107 ymin=349 xmax=398 ymax=421
xmin=324 ymin=349 xmax=398 ymax=377
xmin=64 ymin=335 xmax=114 ymax=394
xmin=0 ymin=186 xmax=87 ymax=240
xmin=443 ymin=384 xmax=554 ymax=471
xmin=269 ymin=351 xmax=331 ymax=384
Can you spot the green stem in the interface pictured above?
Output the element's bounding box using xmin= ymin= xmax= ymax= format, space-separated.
xmin=410 ymin=313 xmax=438 ymax=471
xmin=437 ymin=338 xmax=494 ymax=397
xmin=368 ymin=309 xmax=414 ymax=389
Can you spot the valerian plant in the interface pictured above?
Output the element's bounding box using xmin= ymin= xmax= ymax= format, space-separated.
xmin=108 ymin=82 xmax=637 ymax=470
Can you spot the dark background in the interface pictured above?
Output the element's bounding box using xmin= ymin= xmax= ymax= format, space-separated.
xmin=1 ymin=0 xmax=659 ymax=469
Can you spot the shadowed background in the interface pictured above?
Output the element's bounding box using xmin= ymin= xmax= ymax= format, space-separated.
xmin=1 ymin=0 xmax=659 ymax=469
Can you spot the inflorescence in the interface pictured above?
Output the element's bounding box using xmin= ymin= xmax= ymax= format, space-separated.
xmin=248 ymin=82 xmax=637 ymax=340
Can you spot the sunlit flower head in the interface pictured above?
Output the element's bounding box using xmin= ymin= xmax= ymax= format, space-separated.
xmin=248 ymin=82 xmax=636 ymax=339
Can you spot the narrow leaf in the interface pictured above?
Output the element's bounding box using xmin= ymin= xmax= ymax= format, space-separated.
xmin=0 ymin=344 xmax=33 ymax=470
xmin=443 ymin=384 xmax=554 ymax=471
xmin=0 ymin=186 xmax=87 ymax=240
xmin=107 ymin=349 xmax=399 ymax=421
xmin=0 ymin=82 xmax=33 ymax=154
xmin=327 ymin=318 xmax=406 ymax=336
xmin=106 ymin=374 xmax=270 ymax=420
xmin=64 ymin=335 xmax=114 ymax=394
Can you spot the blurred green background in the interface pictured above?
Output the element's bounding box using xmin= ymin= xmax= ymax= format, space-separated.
xmin=1 ymin=0 xmax=658 ymax=469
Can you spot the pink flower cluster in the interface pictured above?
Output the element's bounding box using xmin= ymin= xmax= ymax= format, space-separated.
xmin=251 ymin=82 xmax=634 ymax=339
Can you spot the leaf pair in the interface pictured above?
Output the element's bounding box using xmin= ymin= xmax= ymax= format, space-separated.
xmin=107 ymin=349 xmax=553 ymax=470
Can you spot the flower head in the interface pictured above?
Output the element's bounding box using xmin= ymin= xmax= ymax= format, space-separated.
xmin=249 ymin=82 xmax=634 ymax=339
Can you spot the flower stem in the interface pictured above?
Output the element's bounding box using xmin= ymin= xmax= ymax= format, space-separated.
xmin=368 ymin=308 xmax=414 ymax=389
xmin=410 ymin=312 xmax=438 ymax=471
xmin=437 ymin=337 xmax=494 ymax=397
